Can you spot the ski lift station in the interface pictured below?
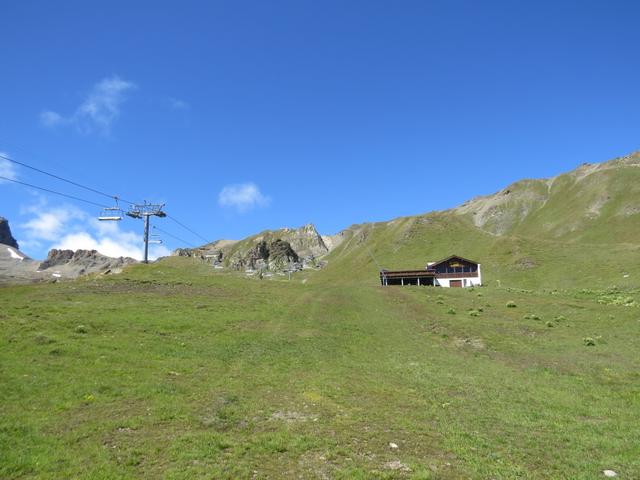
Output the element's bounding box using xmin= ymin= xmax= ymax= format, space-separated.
xmin=380 ymin=255 xmax=482 ymax=288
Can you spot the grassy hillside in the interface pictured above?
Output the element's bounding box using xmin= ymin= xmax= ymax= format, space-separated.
xmin=454 ymin=151 xmax=640 ymax=244
xmin=317 ymin=212 xmax=640 ymax=291
xmin=3 ymin=152 xmax=640 ymax=478
xmin=2 ymin=258 xmax=639 ymax=479
xmin=315 ymin=152 xmax=640 ymax=291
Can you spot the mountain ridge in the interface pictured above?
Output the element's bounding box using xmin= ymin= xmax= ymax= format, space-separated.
xmin=175 ymin=150 xmax=640 ymax=281
xmin=2 ymin=149 xmax=639 ymax=285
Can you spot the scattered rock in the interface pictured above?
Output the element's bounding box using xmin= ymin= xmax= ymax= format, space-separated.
xmin=603 ymin=470 xmax=617 ymax=477
xmin=517 ymin=257 xmax=537 ymax=269
xmin=384 ymin=460 xmax=410 ymax=472
xmin=270 ymin=410 xmax=317 ymax=423
xmin=388 ymin=442 xmax=399 ymax=449
xmin=454 ymin=337 xmax=486 ymax=350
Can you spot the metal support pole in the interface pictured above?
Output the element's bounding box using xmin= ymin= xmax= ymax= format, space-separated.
xmin=127 ymin=202 xmax=165 ymax=265
xmin=143 ymin=214 xmax=150 ymax=264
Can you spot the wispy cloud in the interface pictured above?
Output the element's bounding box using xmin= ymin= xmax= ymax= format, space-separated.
xmin=39 ymin=111 xmax=67 ymax=128
xmin=0 ymin=152 xmax=18 ymax=182
xmin=218 ymin=182 xmax=271 ymax=213
xmin=167 ymin=97 xmax=189 ymax=110
xmin=18 ymin=202 xmax=169 ymax=260
xmin=40 ymin=76 xmax=136 ymax=134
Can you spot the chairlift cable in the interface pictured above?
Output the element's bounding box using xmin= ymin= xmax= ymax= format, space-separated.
xmin=1 ymin=153 xmax=211 ymax=244
xmin=152 ymin=225 xmax=198 ymax=248
xmin=166 ymin=214 xmax=210 ymax=244
xmin=0 ymin=175 xmax=109 ymax=208
xmin=367 ymin=246 xmax=384 ymax=271
xmin=0 ymin=153 xmax=136 ymax=204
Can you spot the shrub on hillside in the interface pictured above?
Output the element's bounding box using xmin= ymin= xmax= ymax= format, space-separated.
xmin=583 ymin=337 xmax=596 ymax=346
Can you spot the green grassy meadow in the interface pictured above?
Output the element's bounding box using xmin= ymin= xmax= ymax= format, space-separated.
xmin=2 ymin=256 xmax=639 ymax=479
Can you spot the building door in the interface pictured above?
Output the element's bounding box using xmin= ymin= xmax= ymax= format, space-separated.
xmin=450 ymin=280 xmax=463 ymax=288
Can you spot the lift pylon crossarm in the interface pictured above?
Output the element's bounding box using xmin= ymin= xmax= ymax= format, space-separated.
xmin=126 ymin=201 xmax=168 ymax=264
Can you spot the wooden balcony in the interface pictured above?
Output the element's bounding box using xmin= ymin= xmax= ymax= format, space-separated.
xmin=380 ymin=270 xmax=435 ymax=279
xmin=432 ymin=271 xmax=479 ymax=279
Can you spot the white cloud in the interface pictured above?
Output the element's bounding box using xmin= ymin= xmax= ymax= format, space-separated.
xmin=218 ymin=182 xmax=270 ymax=213
xmin=18 ymin=203 xmax=169 ymax=261
xmin=40 ymin=75 xmax=136 ymax=134
xmin=54 ymin=230 xmax=169 ymax=260
xmin=20 ymin=206 xmax=85 ymax=241
xmin=0 ymin=152 xmax=18 ymax=182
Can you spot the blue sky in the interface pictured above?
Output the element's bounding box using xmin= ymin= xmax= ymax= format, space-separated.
xmin=1 ymin=1 xmax=639 ymax=259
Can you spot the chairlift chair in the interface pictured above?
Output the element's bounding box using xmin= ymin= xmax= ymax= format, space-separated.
xmin=98 ymin=199 xmax=123 ymax=221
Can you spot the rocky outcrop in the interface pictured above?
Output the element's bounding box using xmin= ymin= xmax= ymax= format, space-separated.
xmin=226 ymin=224 xmax=328 ymax=271
xmin=277 ymin=224 xmax=329 ymax=258
xmin=0 ymin=217 xmax=19 ymax=249
xmin=38 ymin=249 xmax=137 ymax=274
xmin=229 ymin=239 xmax=299 ymax=271
xmin=172 ymin=224 xmax=331 ymax=272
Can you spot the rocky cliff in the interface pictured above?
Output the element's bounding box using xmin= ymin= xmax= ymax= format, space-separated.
xmin=173 ymin=223 xmax=331 ymax=272
xmin=226 ymin=239 xmax=300 ymax=271
xmin=0 ymin=217 xmax=19 ymax=249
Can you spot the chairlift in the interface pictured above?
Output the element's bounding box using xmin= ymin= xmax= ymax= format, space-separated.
xmin=98 ymin=198 xmax=123 ymax=221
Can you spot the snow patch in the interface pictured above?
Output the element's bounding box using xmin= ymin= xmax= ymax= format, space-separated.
xmin=7 ymin=247 xmax=24 ymax=261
